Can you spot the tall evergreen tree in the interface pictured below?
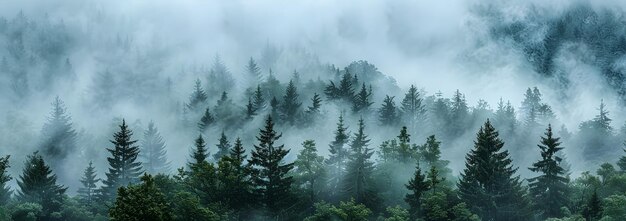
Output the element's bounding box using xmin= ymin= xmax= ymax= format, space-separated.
xmin=528 ymin=124 xmax=570 ymax=219
xmin=270 ymin=96 xmax=280 ymax=122
xmin=253 ymin=85 xmax=266 ymax=112
xmin=40 ymin=96 xmax=77 ymax=170
xmin=189 ymin=134 xmax=208 ymax=168
xmin=141 ymin=122 xmax=170 ymax=175
xmin=326 ymin=114 xmax=350 ymax=200
xmin=187 ymin=79 xmax=208 ymax=112
xmin=426 ymin=165 xmax=444 ymax=194
xmin=101 ymin=120 xmax=143 ymax=202
xmin=293 ymin=140 xmax=326 ymax=207
xmin=343 ymin=117 xmax=379 ymax=210
xmin=248 ymin=116 xmax=294 ymax=218
xmin=494 ymin=98 xmax=517 ymax=136
xmin=582 ymin=190 xmax=602 ymax=221
xmin=246 ymin=97 xmax=256 ymax=119
xmin=217 ymin=138 xmax=253 ymax=218
xmin=324 ymin=70 xmax=354 ymax=101
xmin=352 ymin=83 xmax=373 ymax=113
xmin=401 ymin=85 xmax=425 ymax=132
xmin=405 ymin=164 xmax=429 ymax=220
xmin=198 ymin=108 xmax=214 ymax=132
xmin=458 ymin=120 xmax=530 ymax=221
xmin=378 ymin=95 xmax=399 ymax=126
xmin=449 ymin=89 xmax=469 ymax=136
xmin=214 ymin=131 xmax=231 ymax=161
xmin=246 ymin=57 xmax=262 ymax=83
xmin=281 ymin=80 xmax=302 ymax=124
xmin=306 ymin=93 xmax=322 ymax=115
xmin=78 ymin=161 xmax=100 ymax=205
xmin=593 ymin=99 xmax=612 ymax=134
xmin=16 ymin=152 xmax=67 ymax=220
xmin=0 ymin=155 xmax=11 ymax=205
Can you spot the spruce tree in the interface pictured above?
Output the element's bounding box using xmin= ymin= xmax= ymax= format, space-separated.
xmin=593 ymin=99 xmax=612 ymax=134
xmin=293 ymin=140 xmax=326 ymax=204
xmin=528 ymin=124 xmax=569 ymax=219
xmin=326 ymin=114 xmax=350 ymax=200
xmin=396 ymin=126 xmax=415 ymax=164
xmin=270 ymin=96 xmax=280 ymax=122
xmin=494 ymin=98 xmax=517 ymax=136
xmin=189 ymin=134 xmax=208 ymax=168
xmin=248 ymin=116 xmax=294 ymax=217
xmin=141 ymin=122 xmax=170 ymax=175
xmin=618 ymin=143 xmax=626 ymax=172
xmin=198 ymin=108 xmax=214 ymax=132
xmin=246 ymin=97 xmax=256 ymax=118
xmin=253 ymin=85 xmax=266 ymax=112
xmin=281 ymin=80 xmax=302 ymax=124
xmin=217 ymin=138 xmax=253 ymax=217
xmin=306 ymin=93 xmax=322 ymax=115
xmin=187 ymin=79 xmax=208 ymax=112
xmin=352 ymin=83 xmax=373 ymax=113
xmin=449 ymin=90 xmax=469 ymax=136
xmin=401 ymin=85 xmax=425 ymax=132
xmin=343 ymin=117 xmax=379 ymax=210
xmin=0 ymin=155 xmax=11 ymax=205
xmin=426 ymin=165 xmax=444 ymax=194
xmin=246 ymin=57 xmax=262 ymax=83
xmin=40 ymin=96 xmax=77 ymax=170
xmin=78 ymin=161 xmax=100 ymax=205
xmin=213 ymin=131 xmax=231 ymax=161
xmin=405 ymin=164 xmax=429 ymax=220
xmin=458 ymin=120 xmax=530 ymax=221
xmin=324 ymin=70 xmax=354 ymax=101
xmin=582 ymin=190 xmax=602 ymax=221
xmin=378 ymin=95 xmax=399 ymax=126
xmin=101 ymin=119 xmax=143 ymax=202
xmin=17 ymin=152 xmax=67 ymax=219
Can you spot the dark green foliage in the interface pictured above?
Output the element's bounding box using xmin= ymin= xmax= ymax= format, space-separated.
xmin=77 ymin=161 xmax=100 ymax=206
xmin=248 ymin=116 xmax=294 ymax=217
xmin=427 ymin=166 xmax=444 ymax=194
xmin=0 ymin=156 xmax=11 ymax=205
xmin=343 ymin=117 xmax=379 ymax=211
xmin=101 ymin=120 xmax=143 ymax=202
xmin=306 ymin=93 xmax=322 ymax=115
xmin=253 ymin=85 xmax=266 ymax=113
xmin=16 ymin=152 xmax=67 ymax=220
xmin=378 ymin=95 xmax=399 ymax=126
xmin=405 ymin=165 xmax=429 ymax=220
xmin=580 ymin=100 xmax=616 ymax=162
xmin=141 ymin=122 xmax=170 ymax=174
xmin=109 ymin=174 xmax=172 ymax=221
xmin=325 ymin=70 xmax=355 ymax=101
xmin=457 ymin=120 xmax=530 ymax=221
xmin=189 ymin=134 xmax=208 ymax=168
xmin=170 ymin=191 xmax=220 ymax=221
xmin=326 ymin=114 xmax=350 ymax=200
xmin=187 ymin=79 xmax=208 ymax=112
xmin=281 ymin=80 xmax=302 ymax=124
xmin=293 ymin=140 xmax=326 ymax=206
xmin=198 ymin=108 xmax=214 ymax=132
xmin=401 ymin=85 xmax=425 ymax=132
xmin=304 ymin=199 xmax=371 ymax=221
xmin=528 ymin=124 xmax=570 ymax=219
xmin=216 ymin=138 xmax=253 ymax=217
xmin=213 ymin=131 xmax=230 ymax=161
xmin=582 ymin=190 xmax=602 ymax=221
xmin=352 ymin=83 xmax=373 ymax=113
xmin=618 ymin=144 xmax=626 ymax=172
xmin=379 ymin=126 xmax=417 ymax=164
xmin=40 ymin=96 xmax=77 ymax=170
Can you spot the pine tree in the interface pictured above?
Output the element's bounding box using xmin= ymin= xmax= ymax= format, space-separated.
xmin=593 ymin=99 xmax=612 ymax=134
xmin=246 ymin=97 xmax=256 ymax=118
xmin=246 ymin=57 xmax=262 ymax=83
xmin=253 ymin=85 xmax=266 ymax=112
xmin=618 ymin=142 xmax=626 ymax=172
xmin=306 ymin=93 xmax=322 ymax=114
xmin=494 ymin=98 xmax=517 ymax=136
xmin=270 ymin=96 xmax=280 ymax=122
xmin=101 ymin=119 xmax=143 ymax=202
xmin=458 ymin=120 xmax=530 ymax=221
xmin=40 ymin=96 xmax=77 ymax=170
xmin=187 ymin=79 xmax=208 ymax=112
xmin=401 ymin=85 xmax=425 ymax=132
xmin=343 ymin=117 xmax=378 ymax=210
xmin=396 ymin=126 xmax=415 ymax=163
xmin=352 ymin=83 xmax=373 ymax=113
xmin=449 ymin=89 xmax=469 ymax=136
xmin=0 ymin=155 xmax=11 ymax=205
xmin=141 ymin=122 xmax=170 ymax=175
xmin=582 ymin=190 xmax=602 ymax=221
xmin=17 ymin=152 xmax=67 ymax=219
xmin=418 ymin=135 xmax=452 ymax=186
xmin=405 ymin=164 xmax=429 ymax=220
xmin=248 ymin=116 xmax=294 ymax=217
xmin=326 ymin=114 xmax=350 ymax=200
xmin=281 ymin=80 xmax=302 ymax=124
xmin=379 ymin=95 xmax=399 ymax=126
xmin=189 ymin=134 xmax=208 ymax=168
xmin=198 ymin=108 xmax=214 ymax=132
xmin=213 ymin=131 xmax=231 ymax=161
xmin=324 ymin=70 xmax=354 ymax=101
xmin=217 ymin=138 xmax=253 ymax=217
xmin=427 ymin=165 xmax=444 ymax=194
xmin=293 ymin=140 xmax=326 ymax=205
xmin=78 ymin=161 xmax=100 ymax=205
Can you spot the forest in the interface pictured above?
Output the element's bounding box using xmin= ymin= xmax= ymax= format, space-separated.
xmin=2 ymin=1 xmax=626 ymax=221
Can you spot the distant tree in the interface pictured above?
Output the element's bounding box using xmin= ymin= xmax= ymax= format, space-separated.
xmin=326 ymin=114 xmax=350 ymax=200
xmin=405 ymin=165 xmax=429 ymax=220
xmin=270 ymin=96 xmax=280 ymax=122
xmin=418 ymin=135 xmax=451 ymax=180
xmin=40 ymin=96 xmax=77 ymax=171
xmin=207 ymin=55 xmax=235 ymax=95
xmin=198 ymin=108 xmax=215 ymax=132
xmin=213 ymin=131 xmax=231 ymax=161
xmin=457 ymin=120 xmax=531 ymax=221
xmin=521 ymin=87 xmax=554 ymax=128
xmin=246 ymin=98 xmax=256 ymax=119
xmin=401 ymin=85 xmax=425 ymax=132
xmin=528 ymin=125 xmax=570 ymax=219
xmin=493 ymin=98 xmax=517 ymax=136
xmin=352 ymin=83 xmax=373 ymax=113
xmin=214 ymin=91 xmax=240 ymax=127
xmin=77 ymin=161 xmax=100 ymax=206
xmin=426 ymin=166 xmax=444 ymax=194
xmin=189 ymin=134 xmax=208 ymax=168
xmin=582 ymin=190 xmax=602 ymax=221
xmin=0 ymin=155 xmax=11 ymax=205
xmin=378 ymin=95 xmax=399 ymax=126
xmin=325 ymin=70 xmax=354 ymax=101
xmin=141 ymin=122 xmax=170 ymax=175
xmin=253 ymin=85 xmax=266 ymax=112
xmin=281 ymin=80 xmax=302 ymax=124
xmin=429 ymin=93 xmax=450 ymax=136
xmin=293 ymin=140 xmax=326 ymax=205
xmin=246 ymin=57 xmax=262 ymax=83
xmin=187 ymin=79 xmax=208 ymax=112
xmin=16 ymin=152 xmax=67 ymax=220
xmin=248 ymin=116 xmax=294 ymax=217
xmin=343 ymin=117 xmax=379 ymax=210
xmin=91 ymin=70 xmax=115 ymax=108
xmin=101 ymin=120 xmax=143 ymax=202
xmin=379 ymin=126 xmax=417 ymax=164
xmin=449 ymin=90 xmax=469 ymax=136
xmin=306 ymin=93 xmax=322 ymax=115
xmin=109 ymin=174 xmax=172 ymax=221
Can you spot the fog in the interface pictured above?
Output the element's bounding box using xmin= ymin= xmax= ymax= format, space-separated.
xmin=1 ymin=0 xmax=625 ymax=195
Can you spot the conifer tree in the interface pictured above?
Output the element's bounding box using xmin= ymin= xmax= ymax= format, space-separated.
xmin=217 ymin=138 xmax=253 ymax=217
xmin=189 ymin=134 xmax=208 ymax=168
xmin=618 ymin=143 xmax=626 ymax=172
xmin=293 ymin=140 xmax=326 ymax=204
xmin=246 ymin=57 xmax=262 ymax=83
xmin=449 ymin=89 xmax=469 ymax=136
xmin=528 ymin=124 xmax=569 ymax=219
xmin=343 ymin=117 xmax=378 ymax=210
xmin=593 ymin=99 xmax=612 ymax=134
xmin=187 ymin=79 xmax=208 ymax=112
xmin=494 ymin=98 xmax=517 ymax=136
xmin=306 ymin=93 xmax=322 ymax=115
xmin=78 ymin=161 xmax=100 ymax=206
xmin=396 ymin=126 xmax=415 ymax=164
xmin=582 ymin=190 xmax=602 ymax=221
xmin=40 ymin=96 xmax=77 ymax=170
xmin=0 ymin=155 xmax=11 ymax=205
xmin=401 ymin=85 xmax=425 ymax=132
xmin=378 ymin=95 xmax=399 ymax=126
xmin=253 ymin=85 xmax=266 ymax=112
xmin=248 ymin=116 xmax=294 ymax=217
xmin=405 ymin=165 xmax=429 ymax=220
xmin=270 ymin=96 xmax=280 ymax=122
xmin=281 ymin=80 xmax=302 ymax=124
xmin=141 ymin=122 xmax=170 ymax=175
xmin=213 ymin=131 xmax=231 ymax=161
xmin=324 ymin=70 xmax=354 ymax=101
xmin=101 ymin=120 xmax=143 ymax=202
xmin=426 ymin=165 xmax=444 ymax=194
xmin=326 ymin=114 xmax=350 ymax=200
xmin=198 ymin=108 xmax=214 ymax=132
xmin=246 ymin=98 xmax=256 ymax=118
xmin=458 ymin=120 xmax=530 ymax=221
xmin=352 ymin=83 xmax=373 ymax=113
xmin=109 ymin=174 xmax=172 ymax=221
xmin=17 ymin=152 xmax=67 ymax=219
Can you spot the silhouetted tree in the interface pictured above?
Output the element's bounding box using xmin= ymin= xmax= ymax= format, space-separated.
xmin=378 ymin=95 xmax=399 ymax=126
xmin=352 ymin=83 xmax=373 ymax=113
xmin=17 ymin=152 xmax=67 ymax=220
xmin=343 ymin=117 xmax=379 ymax=211
xmin=187 ymin=79 xmax=208 ymax=112
xmin=101 ymin=120 xmax=143 ymax=202
xmin=405 ymin=164 xmax=429 ymax=220
xmin=401 ymin=85 xmax=425 ymax=132
xmin=0 ymin=155 xmax=11 ymax=205
xmin=78 ymin=161 xmax=100 ymax=205
xmin=213 ymin=131 xmax=231 ymax=161
xmin=40 ymin=96 xmax=77 ymax=171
